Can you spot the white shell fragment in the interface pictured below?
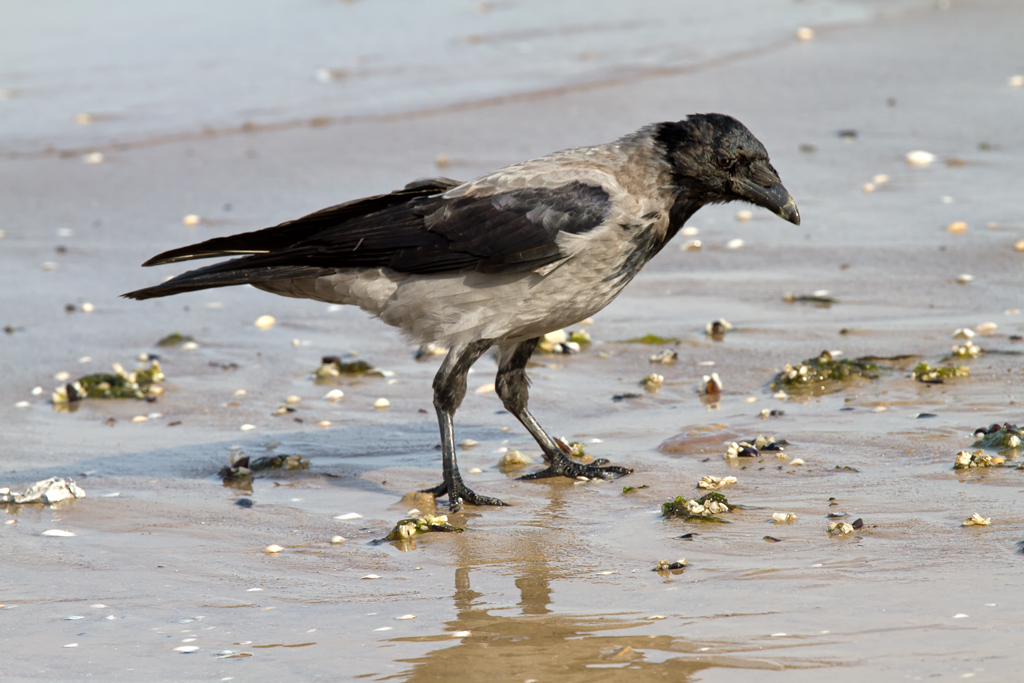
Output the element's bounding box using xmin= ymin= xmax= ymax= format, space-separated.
xmin=735 ymin=210 xmax=753 ymax=222
xmin=475 ymin=383 xmax=496 ymax=395
xmin=962 ymin=512 xmax=991 ymax=527
xmin=1009 ymin=75 xmax=1024 ymax=88
xmin=323 ymin=389 xmax=345 ymax=401
xmin=974 ymin=322 xmax=998 ymax=335
xmin=872 ymin=174 xmax=890 ymax=184
xmin=680 ymin=239 xmax=702 ymax=251
xmin=796 ymin=26 xmax=814 ymax=40
xmin=335 ymin=512 xmax=363 ymax=520
xmin=182 ymin=214 xmax=201 ymax=226
xmin=82 ymin=152 xmax=104 ymax=164
xmin=361 ymin=574 xmax=381 ymax=580
xmin=828 ymin=521 xmax=854 ymax=536
xmin=254 ymin=315 xmax=276 ymax=330
xmin=458 ymin=439 xmax=479 ymax=449
xmin=681 ymin=226 xmax=699 ymax=236
xmin=286 ymin=395 xmax=301 ymax=404
xmin=395 ymin=614 xmax=416 ymax=620
xmin=330 ymin=535 xmax=346 ymax=544
xmin=726 ymin=238 xmax=745 ymax=249
xmin=452 ymin=630 xmax=472 ymax=637
xmin=952 ymin=327 xmax=976 ymax=340
xmin=239 ymin=424 xmax=256 ymax=431
xmin=790 ymin=458 xmax=805 ymax=465
xmin=1 ymin=478 xmax=85 ymax=504
xmin=264 ymin=545 xmax=284 ymax=553
xmin=174 ymin=646 xmax=199 ymax=653
xmin=772 ymin=512 xmax=797 ymax=524
xmin=42 ymin=529 xmax=76 ymax=537
xmin=698 ymin=475 xmax=737 ymax=490
xmin=906 ymin=150 xmax=936 ymax=167
xmin=862 ymin=183 xmax=875 ymax=193
xmin=947 ymin=221 xmax=968 ymax=234
xmin=956 ymin=274 xmax=974 ymax=284
xmin=374 ymin=397 xmax=390 ymax=409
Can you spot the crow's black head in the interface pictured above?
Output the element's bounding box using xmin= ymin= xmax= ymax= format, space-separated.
xmin=655 ymin=113 xmax=800 ymax=225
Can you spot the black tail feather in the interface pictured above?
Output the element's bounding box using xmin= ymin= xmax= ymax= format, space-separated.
xmin=123 ymin=261 xmax=331 ymax=300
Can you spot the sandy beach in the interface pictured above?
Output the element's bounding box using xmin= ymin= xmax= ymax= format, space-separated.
xmin=2 ymin=0 xmax=1024 ymax=680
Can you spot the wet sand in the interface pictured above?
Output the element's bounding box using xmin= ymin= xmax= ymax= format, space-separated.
xmin=3 ymin=1 xmax=1024 ymax=680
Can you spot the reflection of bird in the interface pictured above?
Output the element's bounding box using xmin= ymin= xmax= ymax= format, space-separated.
xmin=125 ymin=114 xmax=800 ymax=510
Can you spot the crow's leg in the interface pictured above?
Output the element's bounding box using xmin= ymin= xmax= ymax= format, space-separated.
xmin=421 ymin=340 xmax=509 ymax=511
xmin=494 ymin=338 xmax=632 ymax=481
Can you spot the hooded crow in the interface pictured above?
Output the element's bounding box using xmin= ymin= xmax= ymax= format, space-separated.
xmin=125 ymin=113 xmax=800 ymax=511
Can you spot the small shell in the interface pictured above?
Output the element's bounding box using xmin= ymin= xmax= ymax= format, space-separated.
xmin=872 ymin=174 xmax=890 ymax=184
xmin=726 ymin=238 xmax=745 ymax=249
xmin=264 ymin=545 xmax=283 ymax=553
xmin=772 ymin=512 xmax=797 ymax=524
xmin=374 ymin=397 xmax=390 ymax=409
xmin=649 ymin=349 xmax=678 ymax=364
xmin=828 ymin=521 xmax=854 ymax=536
xmin=906 ymin=150 xmax=936 ymax=167
xmin=82 ymin=152 xmax=104 ymax=164
xmin=182 ymin=214 xmax=201 ymax=226
xmin=330 ymin=535 xmax=346 ymax=544
xmin=475 ymin=383 xmax=496 ymax=394
xmin=681 ymin=226 xmax=699 ymax=236
xmin=962 ymin=512 xmax=991 ymax=527
xmin=862 ymin=183 xmax=875 ymax=193
xmin=790 ymin=458 xmax=805 ymax=465
xmin=1015 ymin=239 xmax=1024 ymax=252
xmin=795 ymin=26 xmax=814 ymax=41
xmin=947 ymin=221 xmax=968 ymax=234
xmin=286 ymin=395 xmax=301 ymax=404
xmin=680 ymin=239 xmax=702 ymax=251
xmin=42 ymin=529 xmax=76 ymax=537
xmin=642 ymin=373 xmax=664 ymax=390
xmin=174 ymin=646 xmax=199 ymax=653
xmin=498 ymin=450 xmax=533 ymax=469
xmin=323 ymin=389 xmax=345 ymax=401
xmin=254 ymin=315 xmax=276 ymax=330
xmin=458 ymin=439 xmax=479 ymax=448
xmin=735 ymin=210 xmax=753 ymax=222
xmin=703 ymin=373 xmax=723 ymax=395
xmin=952 ymin=327 xmax=975 ymax=340
xmin=1009 ymin=75 xmax=1024 ymax=88
xmin=468 ymin=467 xmax=483 ymax=474
xmin=956 ymin=274 xmax=974 ymax=284
xmin=334 ymin=512 xmax=363 ymax=520
xmin=396 ymin=614 xmax=416 ymax=620
xmin=240 ymin=423 xmax=255 ymax=431
xmin=974 ymin=322 xmax=998 ymax=335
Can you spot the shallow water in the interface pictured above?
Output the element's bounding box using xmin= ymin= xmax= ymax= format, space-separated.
xmin=2 ymin=0 xmax=1024 ymax=680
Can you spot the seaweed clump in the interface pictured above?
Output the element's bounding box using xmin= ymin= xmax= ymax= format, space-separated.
xmin=771 ymin=351 xmax=882 ymax=393
xmin=314 ymin=355 xmax=374 ymax=381
xmin=912 ymin=362 xmax=969 ymax=383
xmin=971 ymin=423 xmax=1022 ymax=451
xmin=373 ymin=514 xmax=462 ymax=543
xmin=52 ymin=360 xmax=165 ymax=405
xmin=219 ymin=451 xmax=309 ymax=479
xmin=662 ymin=492 xmax=734 ymax=523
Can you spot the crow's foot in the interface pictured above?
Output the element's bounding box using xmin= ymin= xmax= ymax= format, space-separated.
xmin=518 ymin=452 xmax=633 ymax=481
xmin=420 ymin=480 xmax=509 ymax=512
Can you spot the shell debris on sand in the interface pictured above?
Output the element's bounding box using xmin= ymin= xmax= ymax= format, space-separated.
xmin=323 ymin=389 xmax=344 ymax=402
xmin=330 ymin=535 xmax=346 ymax=544
xmin=254 ymin=315 xmax=276 ymax=330
xmin=954 ymin=450 xmax=1003 ymax=468
xmin=829 ymin=521 xmax=854 ymax=536
xmin=264 ymin=544 xmax=284 ymax=553
xmin=653 ymin=559 xmax=688 ymax=571
xmin=182 ymin=214 xmax=201 ymax=227
xmin=42 ymin=529 xmax=76 ymax=537
xmin=772 ymin=512 xmax=797 ymax=524
xmin=962 ymin=513 xmax=991 ymax=527
xmin=1 ymin=477 xmax=85 ymax=504
xmin=335 ymin=512 xmax=363 ymax=520
xmin=947 ymin=221 xmax=968 ymax=234
xmin=698 ymin=475 xmax=736 ymax=490
xmin=498 ymin=449 xmax=533 ymax=470
xmin=374 ymin=397 xmax=390 ymax=409
xmin=649 ymin=349 xmax=678 ymax=364
xmin=642 ymin=373 xmax=664 ymax=390
xmin=703 ymin=372 xmax=722 ymax=395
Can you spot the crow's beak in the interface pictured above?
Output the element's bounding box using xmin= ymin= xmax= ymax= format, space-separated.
xmin=738 ymin=180 xmax=801 ymax=226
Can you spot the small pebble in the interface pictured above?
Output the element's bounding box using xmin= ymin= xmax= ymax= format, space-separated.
xmin=974 ymin=322 xmax=998 ymax=335
xmin=680 ymin=239 xmax=702 ymax=251
xmin=234 ymin=389 xmax=247 ymax=396
xmin=395 ymin=614 xmax=416 ymax=620
xmin=182 ymin=214 xmax=201 ymax=226
xmin=795 ymin=26 xmax=814 ymax=40
xmin=681 ymin=226 xmax=699 ymax=236
xmin=42 ymin=529 xmax=76 ymax=537
xmin=735 ymin=210 xmax=752 ymax=222
xmin=1015 ymin=239 xmax=1024 ymax=252
xmin=318 ymin=420 xmax=331 ymax=428
xmin=14 ymin=401 xmax=29 ymax=408
xmin=361 ymin=574 xmax=381 ymax=580
xmin=63 ymin=643 xmax=79 ymax=648
xmin=940 ymin=195 xmax=954 ymax=204
xmin=458 ymin=439 xmax=479 ymax=448
xmin=286 ymin=395 xmax=301 ymax=404
xmin=132 ymin=415 xmax=148 ymax=423
xmin=726 ymin=238 xmax=745 ymax=249
xmin=862 ymin=183 xmax=875 ymax=193
xmin=82 ymin=152 xmax=104 ymax=164
xmin=42 ymin=262 xmax=56 ymax=271
xmin=468 ymin=467 xmax=483 ymax=474
xmin=254 ymin=315 xmax=276 ymax=330
xmin=174 ymin=646 xmax=199 ymax=653
xmin=81 ymin=302 xmax=94 ymax=313
xmin=330 ymin=536 xmax=346 ymax=544
xmin=181 ymin=340 xmax=199 ymax=351
xmin=240 ymin=424 xmax=255 ymax=431
xmin=324 ymin=389 xmax=345 ymax=401
xmin=264 ymin=545 xmax=283 ymax=553
xmin=956 ymin=274 xmax=974 ymax=284
xmin=374 ymin=397 xmax=390 ymax=409
xmin=947 ymin=221 xmax=968 ymax=234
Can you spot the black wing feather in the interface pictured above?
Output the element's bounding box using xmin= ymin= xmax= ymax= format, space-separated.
xmin=125 ymin=179 xmax=610 ymax=300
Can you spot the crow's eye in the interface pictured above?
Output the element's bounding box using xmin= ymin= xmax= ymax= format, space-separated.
xmin=716 ymin=153 xmax=734 ymax=170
